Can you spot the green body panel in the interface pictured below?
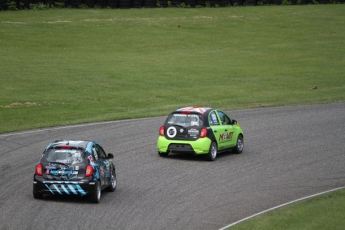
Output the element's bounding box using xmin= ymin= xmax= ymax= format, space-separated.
xmin=157 ymin=107 xmax=244 ymax=156
xmin=212 ymin=124 xmax=241 ymax=150
xmin=157 ymin=123 xmax=243 ymax=155
xmin=157 ymin=136 xmax=212 ymax=155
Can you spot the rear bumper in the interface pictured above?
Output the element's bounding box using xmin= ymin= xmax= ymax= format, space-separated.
xmin=157 ymin=136 xmax=212 ymax=155
xmin=33 ymin=176 xmax=96 ymax=196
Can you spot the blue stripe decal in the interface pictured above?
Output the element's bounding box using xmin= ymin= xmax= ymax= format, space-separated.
xmin=45 ymin=184 xmax=54 ymax=194
xmin=61 ymin=185 xmax=70 ymax=195
xmin=53 ymin=184 xmax=62 ymax=195
xmin=76 ymin=185 xmax=86 ymax=195
xmin=68 ymin=185 xmax=78 ymax=195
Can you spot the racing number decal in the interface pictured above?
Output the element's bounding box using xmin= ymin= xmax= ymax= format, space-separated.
xmin=167 ymin=127 xmax=177 ymax=138
xmin=219 ymin=132 xmax=234 ymax=141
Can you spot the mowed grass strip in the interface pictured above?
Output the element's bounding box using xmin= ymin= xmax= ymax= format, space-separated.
xmin=0 ymin=5 xmax=344 ymax=133
xmin=228 ymin=188 xmax=345 ymax=230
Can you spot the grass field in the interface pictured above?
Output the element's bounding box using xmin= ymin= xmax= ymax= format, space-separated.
xmin=1 ymin=5 xmax=344 ymax=133
xmin=228 ymin=187 xmax=345 ymax=230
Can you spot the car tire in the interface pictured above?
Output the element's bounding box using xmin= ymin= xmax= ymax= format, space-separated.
xmin=107 ymin=170 xmax=117 ymax=192
xmin=158 ymin=151 xmax=169 ymax=157
xmin=89 ymin=181 xmax=101 ymax=203
xmin=234 ymin=134 xmax=244 ymax=154
xmin=207 ymin=142 xmax=217 ymax=161
xmin=33 ymin=192 xmax=43 ymax=199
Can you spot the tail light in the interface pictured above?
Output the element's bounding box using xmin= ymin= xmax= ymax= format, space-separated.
xmin=200 ymin=128 xmax=207 ymax=138
xmin=35 ymin=164 xmax=43 ymax=176
xmin=159 ymin=126 xmax=165 ymax=136
xmin=85 ymin=165 xmax=93 ymax=177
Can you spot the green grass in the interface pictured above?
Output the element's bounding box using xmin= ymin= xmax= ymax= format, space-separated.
xmin=0 ymin=5 xmax=345 ymax=134
xmin=229 ymin=188 xmax=345 ymax=230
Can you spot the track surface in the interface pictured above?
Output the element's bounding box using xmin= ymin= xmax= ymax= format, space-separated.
xmin=0 ymin=103 xmax=344 ymax=230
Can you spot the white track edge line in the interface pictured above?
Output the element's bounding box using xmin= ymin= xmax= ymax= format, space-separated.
xmin=0 ymin=117 xmax=156 ymax=137
xmin=218 ymin=186 xmax=345 ymax=230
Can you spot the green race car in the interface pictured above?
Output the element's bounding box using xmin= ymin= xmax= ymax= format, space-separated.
xmin=157 ymin=106 xmax=244 ymax=161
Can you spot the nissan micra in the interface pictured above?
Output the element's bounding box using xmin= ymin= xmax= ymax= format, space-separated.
xmin=33 ymin=140 xmax=116 ymax=203
xmin=157 ymin=107 xmax=244 ymax=161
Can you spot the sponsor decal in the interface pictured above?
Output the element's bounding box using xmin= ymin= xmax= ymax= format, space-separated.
xmin=45 ymin=165 xmax=56 ymax=169
xmin=88 ymin=155 xmax=95 ymax=166
xmin=191 ymin=121 xmax=199 ymax=126
xmin=60 ymin=165 xmax=68 ymax=170
xmin=210 ymin=113 xmax=219 ymax=125
xmin=219 ymin=132 xmax=234 ymax=141
xmin=56 ymin=159 xmax=71 ymax=164
xmin=167 ymin=126 xmax=177 ymax=138
xmin=188 ymin=128 xmax=199 ymax=137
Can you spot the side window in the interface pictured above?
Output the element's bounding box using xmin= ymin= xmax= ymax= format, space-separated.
xmin=92 ymin=147 xmax=99 ymax=161
xmin=95 ymin=144 xmax=107 ymax=159
xmin=209 ymin=111 xmax=220 ymax=126
xmin=217 ymin=111 xmax=231 ymax=125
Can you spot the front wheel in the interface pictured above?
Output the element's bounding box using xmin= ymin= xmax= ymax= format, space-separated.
xmin=207 ymin=142 xmax=217 ymax=161
xmin=107 ymin=170 xmax=117 ymax=192
xmin=234 ymin=135 xmax=244 ymax=154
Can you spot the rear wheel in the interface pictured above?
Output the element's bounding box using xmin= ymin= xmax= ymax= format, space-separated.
xmin=89 ymin=181 xmax=101 ymax=203
xmin=158 ymin=151 xmax=169 ymax=157
xmin=33 ymin=192 xmax=43 ymax=199
xmin=207 ymin=142 xmax=217 ymax=161
xmin=234 ymin=135 xmax=244 ymax=154
xmin=107 ymin=170 xmax=117 ymax=192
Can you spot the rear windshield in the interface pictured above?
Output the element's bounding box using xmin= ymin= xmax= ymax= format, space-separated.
xmin=166 ymin=113 xmax=203 ymax=127
xmin=43 ymin=149 xmax=85 ymax=164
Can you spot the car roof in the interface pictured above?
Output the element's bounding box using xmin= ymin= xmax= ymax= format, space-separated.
xmin=45 ymin=140 xmax=91 ymax=151
xmin=174 ymin=106 xmax=213 ymax=115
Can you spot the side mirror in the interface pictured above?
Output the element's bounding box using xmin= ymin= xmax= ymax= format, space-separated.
xmin=232 ymin=119 xmax=237 ymax=125
xmin=107 ymin=153 xmax=114 ymax=159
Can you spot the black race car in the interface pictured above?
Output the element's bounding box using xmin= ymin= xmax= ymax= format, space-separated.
xmin=33 ymin=140 xmax=116 ymax=203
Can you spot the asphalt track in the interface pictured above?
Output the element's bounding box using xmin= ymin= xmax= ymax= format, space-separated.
xmin=0 ymin=102 xmax=344 ymax=230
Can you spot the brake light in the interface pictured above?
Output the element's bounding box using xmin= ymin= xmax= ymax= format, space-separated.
xmin=85 ymin=165 xmax=93 ymax=177
xmin=200 ymin=128 xmax=207 ymax=138
xmin=35 ymin=164 xmax=43 ymax=176
xmin=159 ymin=126 xmax=165 ymax=136
xmin=61 ymin=146 xmax=70 ymax=149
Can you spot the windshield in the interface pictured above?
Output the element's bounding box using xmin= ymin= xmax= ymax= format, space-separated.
xmin=43 ymin=149 xmax=85 ymax=164
xmin=166 ymin=113 xmax=203 ymax=127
